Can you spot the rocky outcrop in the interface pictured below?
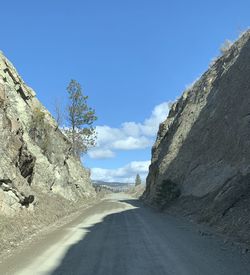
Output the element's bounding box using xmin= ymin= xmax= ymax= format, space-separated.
xmin=142 ymin=31 xmax=250 ymax=244
xmin=0 ymin=52 xmax=95 ymax=216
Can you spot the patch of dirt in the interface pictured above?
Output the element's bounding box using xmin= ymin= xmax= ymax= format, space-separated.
xmin=127 ymin=185 xmax=145 ymax=198
xmin=166 ymin=193 xmax=250 ymax=249
xmin=0 ymin=189 xmax=101 ymax=262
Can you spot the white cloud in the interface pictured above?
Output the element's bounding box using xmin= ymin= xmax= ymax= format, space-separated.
xmin=95 ymin=125 xmax=124 ymax=146
xmin=141 ymin=102 xmax=170 ymax=136
xmin=88 ymin=149 xmax=115 ymax=159
xmin=91 ymin=160 xmax=150 ymax=183
xmin=121 ymin=122 xmax=141 ymax=137
xmin=88 ymin=101 xmax=170 ymax=159
xmin=112 ymin=136 xmax=151 ymax=150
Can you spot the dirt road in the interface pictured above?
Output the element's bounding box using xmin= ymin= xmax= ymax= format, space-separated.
xmin=1 ymin=193 xmax=250 ymax=275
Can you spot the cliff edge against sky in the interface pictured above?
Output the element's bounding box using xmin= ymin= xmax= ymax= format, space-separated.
xmin=0 ymin=52 xmax=95 ymax=216
xmin=143 ymin=30 xmax=250 ymax=244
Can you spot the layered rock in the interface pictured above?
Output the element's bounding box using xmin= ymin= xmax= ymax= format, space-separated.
xmin=143 ymin=31 xmax=250 ymax=242
xmin=0 ymin=52 xmax=95 ymax=216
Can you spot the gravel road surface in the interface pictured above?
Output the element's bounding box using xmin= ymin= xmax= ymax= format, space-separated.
xmin=1 ymin=193 xmax=250 ymax=275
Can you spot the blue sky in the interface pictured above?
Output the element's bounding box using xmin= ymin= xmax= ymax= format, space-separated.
xmin=1 ymin=1 xmax=250 ymax=182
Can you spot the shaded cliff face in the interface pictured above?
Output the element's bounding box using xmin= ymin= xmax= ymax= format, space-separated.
xmin=0 ymin=52 xmax=95 ymax=216
xmin=143 ymin=31 xmax=250 ymax=242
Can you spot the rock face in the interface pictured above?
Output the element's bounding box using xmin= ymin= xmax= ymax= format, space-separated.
xmin=143 ymin=31 xmax=250 ymax=243
xmin=0 ymin=52 xmax=95 ymax=216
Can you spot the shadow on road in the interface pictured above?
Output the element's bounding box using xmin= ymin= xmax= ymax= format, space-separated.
xmin=50 ymin=198 xmax=250 ymax=275
xmin=51 ymin=198 xmax=151 ymax=275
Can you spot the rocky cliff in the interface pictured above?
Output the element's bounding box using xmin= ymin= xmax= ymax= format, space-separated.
xmin=0 ymin=52 xmax=95 ymax=216
xmin=143 ymin=31 xmax=250 ymax=244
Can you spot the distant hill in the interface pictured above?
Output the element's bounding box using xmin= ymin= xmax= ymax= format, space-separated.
xmin=92 ymin=180 xmax=134 ymax=192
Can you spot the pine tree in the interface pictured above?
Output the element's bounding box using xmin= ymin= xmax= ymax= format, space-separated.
xmin=135 ymin=174 xmax=142 ymax=186
xmin=65 ymin=79 xmax=97 ymax=158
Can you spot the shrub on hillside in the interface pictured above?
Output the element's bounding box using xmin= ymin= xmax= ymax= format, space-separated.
xmin=220 ymin=39 xmax=233 ymax=55
xmin=29 ymin=108 xmax=51 ymax=154
xmin=155 ymin=179 xmax=181 ymax=209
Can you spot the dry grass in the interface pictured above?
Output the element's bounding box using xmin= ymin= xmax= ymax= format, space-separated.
xmin=0 ymin=189 xmax=98 ymax=260
xmin=127 ymin=185 xmax=145 ymax=198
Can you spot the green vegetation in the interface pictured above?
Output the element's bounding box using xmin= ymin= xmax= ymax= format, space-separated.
xmin=29 ymin=79 xmax=97 ymax=160
xmin=155 ymin=179 xmax=181 ymax=209
xmin=32 ymin=107 xmax=45 ymax=127
xmin=65 ymin=79 xmax=97 ymax=158
xmin=135 ymin=174 xmax=142 ymax=186
xmin=29 ymin=107 xmax=51 ymax=154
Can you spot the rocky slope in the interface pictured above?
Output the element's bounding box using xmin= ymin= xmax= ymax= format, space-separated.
xmin=0 ymin=52 xmax=95 ymax=217
xmin=142 ymin=30 xmax=250 ymax=245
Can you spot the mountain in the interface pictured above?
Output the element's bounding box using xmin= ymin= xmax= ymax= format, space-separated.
xmin=0 ymin=52 xmax=95 ymax=216
xmin=142 ymin=30 xmax=250 ymax=245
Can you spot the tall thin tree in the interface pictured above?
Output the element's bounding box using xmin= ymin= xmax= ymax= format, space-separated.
xmin=65 ymin=79 xmax=97 ymax=158
xmin=135 ymin=174 xmax=142 ymax=186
